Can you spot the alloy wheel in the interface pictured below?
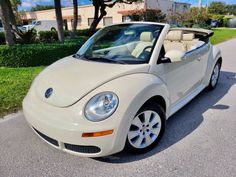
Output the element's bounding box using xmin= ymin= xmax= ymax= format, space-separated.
xmin=211 ymin=63 xmax=220 ymax=87
xmin=127 ymin=110 xmax=161 ymax=149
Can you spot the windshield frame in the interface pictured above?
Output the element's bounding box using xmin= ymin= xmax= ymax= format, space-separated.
xmin=75 ymin=22 xmax=165 ymax=65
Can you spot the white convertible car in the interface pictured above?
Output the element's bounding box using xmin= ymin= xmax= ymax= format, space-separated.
xmin=23 ymin=22 xmax=222 ymax=157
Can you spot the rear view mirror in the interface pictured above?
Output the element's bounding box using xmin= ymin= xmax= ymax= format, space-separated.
xmin=164 ymin=50 xmax=185 ymax=63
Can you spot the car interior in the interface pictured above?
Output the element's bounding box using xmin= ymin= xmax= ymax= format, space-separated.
xmin=92 ymin=29 xmax=207 ymax=63
xmin=92 ymin=31 xmax=157 ymax=62
xmin=164 ymin=30 xmax=206 ymax=53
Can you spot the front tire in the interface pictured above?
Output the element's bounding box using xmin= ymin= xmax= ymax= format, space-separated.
xmin=207 ymin=61 xmax=221 ymax=90
xmin=125 ymin=103 xmax=166 ymax=154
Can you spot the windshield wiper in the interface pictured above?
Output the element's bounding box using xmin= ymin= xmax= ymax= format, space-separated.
xmin=74 ymin=54 xmax=126 ymax=64
xmin=86 ymin=57 xmax=126 ymax=64
xmin=74 ymin=53 xmax=87 ymax=60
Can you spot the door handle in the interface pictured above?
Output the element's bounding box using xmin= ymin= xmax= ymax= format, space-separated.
xmin=197 ymin=57 xmax=201 ymax=61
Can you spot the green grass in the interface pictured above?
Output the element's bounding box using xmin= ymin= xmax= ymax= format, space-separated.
xmin=211 ymin=28 xmax=236 ymax=45
xmin=0 ymin=67 xmax=43 ymax=117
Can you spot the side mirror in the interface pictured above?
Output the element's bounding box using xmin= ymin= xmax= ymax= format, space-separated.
xmin=164 ymin=50 xmax=185 ymax=63
xmin=159 ymin=57 xmax=171 ymax=64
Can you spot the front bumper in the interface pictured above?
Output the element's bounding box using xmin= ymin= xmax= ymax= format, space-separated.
xmin=23 ymin=90 xmax=127 ymax=157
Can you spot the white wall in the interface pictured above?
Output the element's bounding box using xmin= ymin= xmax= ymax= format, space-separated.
xmin=145 ymin=0 xmax=173 ymax=15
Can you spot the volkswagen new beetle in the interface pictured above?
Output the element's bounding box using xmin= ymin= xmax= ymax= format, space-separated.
xmin=23 ymin=22 xmax=222 ymax=157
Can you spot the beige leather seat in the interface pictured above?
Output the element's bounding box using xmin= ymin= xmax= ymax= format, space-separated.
xmin=164 ymin=31 xmax=186 ymax=52
xmin=182 ymin=33 xmax=205 ymax=51
xmin=182 ymin=33 xmax=198 ymax=51
xmin=132 ymin=32 xmax=153 ymax=58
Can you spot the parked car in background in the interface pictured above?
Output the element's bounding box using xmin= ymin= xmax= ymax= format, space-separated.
xmin=211 ymin=20 xmax=220 ymax=28
xmin=20 ymin=24 xmax=33 ymax=32
xmin=23 ymin=22 xmax=222 ymax=157
xmin=21 ymin=20 xmax=57 ymax=32
xmin=0 ymin=20 xmax=27 ymax=33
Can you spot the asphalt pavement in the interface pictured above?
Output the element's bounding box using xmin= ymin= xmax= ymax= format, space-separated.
xmin=0 ymin=39 xmax=236 ymax=177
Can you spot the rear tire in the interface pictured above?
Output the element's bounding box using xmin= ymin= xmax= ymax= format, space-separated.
xmin=125 ymin=103 xmax=166 ymax=154
xmin=207 ymin=61 xmax=221 ymax=90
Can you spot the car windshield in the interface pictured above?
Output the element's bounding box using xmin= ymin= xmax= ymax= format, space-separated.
xmin=75 ymin=23 xmax=163 ymax=64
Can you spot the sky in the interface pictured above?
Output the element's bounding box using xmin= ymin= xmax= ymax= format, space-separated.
xmin=19 ymin=0 xmax=236 ymax=11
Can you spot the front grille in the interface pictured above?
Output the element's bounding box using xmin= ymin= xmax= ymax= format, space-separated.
xmin=64 ymin=143 xmax=101 ymax=154
xmin=33 ymin=127 xmax=59 ymax=147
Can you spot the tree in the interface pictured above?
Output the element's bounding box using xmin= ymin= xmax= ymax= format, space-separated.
xmin=31 ymin=5 xmax=55 ymax=11
xmin=54 ymin=0 xmax=64 ymax=43
xmin=173 ymin=7 xmax=210 ymax=28
xmin=6 ymin=0 xmax=18 ymax=31
xmin=90 ymin=0 xmax=140 ymax=32
xmin=198 ymin=0 xmax=202 ymax=9
xmin=128 ymin=9 xmax=166 ymax=22
xmin=208 ymin=1 xmax=226 ymax=15
xmin=71 ymin=0 xmax=78 ymax=38
xmin=226 ymin=5 xmax=236 ymax=15
xmin=10 ymin=0 xmax=22 ymax=24
xmin=10 ymin=0 xmax=21 ymax=12
xmin=0 ymin=0 xmax=15 ymax=45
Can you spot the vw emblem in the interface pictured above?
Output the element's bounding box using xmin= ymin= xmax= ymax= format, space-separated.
xmin=45 ymin=88 xmax=53 ymax=98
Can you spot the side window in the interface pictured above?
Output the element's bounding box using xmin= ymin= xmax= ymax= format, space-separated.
xmin=159 ymin=45 xmax=166 ymax=59
xmin=88 ymin=18 xmax=94 ymax=26
xmin=71 ymin=17 xmax=82 ymax=27
xmin=157 ymin=45 xmax=168 ymax=64
xmin=103 ymin=17 xmax=113 ymax=26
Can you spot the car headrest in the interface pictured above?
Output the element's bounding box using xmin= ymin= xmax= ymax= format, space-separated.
xmin=165 ymin=31 xmax=183 ymax=41
xmin=140 ymin=32 xmax=153 ymax=42
xmin=183 ymin=33 xmax=195 ymax=41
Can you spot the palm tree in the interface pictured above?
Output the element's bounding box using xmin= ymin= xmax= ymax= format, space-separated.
xmin=6 ymin=0 xmax=18 ymax=31
xmin=199 ymin=0 xmax=202 ymax=9
xmin=71 ymin=0 xmax=78 ymax=38
xmin=0 ymin=0 xmax=15 ymax=45
xmin=10 ymin=0 xmax=22 ymax=25
xmin=54 ymin=0 xmax=64 ymax=43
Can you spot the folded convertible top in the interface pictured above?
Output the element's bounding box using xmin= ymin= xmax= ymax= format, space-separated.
xmin=171 ymin=28 xmax=214 ymax=38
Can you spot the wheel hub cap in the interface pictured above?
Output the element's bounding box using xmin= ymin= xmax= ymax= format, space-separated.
xmin=128 ymin=110 xmax=161 ymax=149
xmin=211 ymin=64 xmax=220 ymax=86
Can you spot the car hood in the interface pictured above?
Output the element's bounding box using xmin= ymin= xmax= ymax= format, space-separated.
xmin=34 ymin=56 xmax=150 ymax=107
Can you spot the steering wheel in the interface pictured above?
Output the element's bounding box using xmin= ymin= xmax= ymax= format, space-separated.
xmin=142 ymin=46 xmax=152 ymax=53
xmin=138 ymin=46 xmax=152 ymax=60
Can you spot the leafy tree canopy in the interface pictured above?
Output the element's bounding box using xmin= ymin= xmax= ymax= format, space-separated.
xmin=173 ymin=7 xmax=210 ymax=28
xmin=31 ymin=5 xmax=56 ymax=11
xmin=89 ymin=0 xmax=141 ymax=32
xmin=128 ymin=9 xmax=166 ymax=23
xmin=10 ymin=0 xmax=21 ymax=12
xmin=226 ymin=4 xmax=236 ymax=15
xmin=208 ymin=1 xmax=226 ymax=15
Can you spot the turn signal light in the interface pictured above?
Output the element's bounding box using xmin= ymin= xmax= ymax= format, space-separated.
xmin=82 ymin=130 xmax=114 ymax=137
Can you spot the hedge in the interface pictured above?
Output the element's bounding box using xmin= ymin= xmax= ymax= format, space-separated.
xmin=0 ymin=29 xmax=97 ymax=45
xmin=0 ymin=32 xmax=5 ymax=45
xmin=38 ymin=31 xmax=58 ymax=43
xmin=0 ymin=37 xmax=88 ymax=67
xmin=64 ymin=28 xmax=99 ymax=37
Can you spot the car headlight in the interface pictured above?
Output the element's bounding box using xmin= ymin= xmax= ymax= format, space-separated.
xmin=84 ymin=92 xmax=119 ymax=122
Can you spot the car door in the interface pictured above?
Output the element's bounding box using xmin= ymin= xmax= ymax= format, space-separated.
xmin=163 ymin=50 xmax=203 ymax=107
xmin=196 ymin=42 xmax=211 ymax=81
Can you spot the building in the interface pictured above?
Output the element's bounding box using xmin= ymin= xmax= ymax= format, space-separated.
xmin=21 ymin=0 xmax=190 ymax=30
